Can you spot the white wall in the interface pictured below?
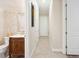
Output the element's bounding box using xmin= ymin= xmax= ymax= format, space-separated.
xmin=0 ymin=9 xmax=4 ymax=36
xmin=0 ymin=0 xmax=28 ymax=57
xmin=0 ymin=0 xmax=26 ymax=11
xmin=0 ymin=0 xmax=26 ymax=36
xmin=49 ymin=0 xmax=63 ymax=51
xmin=3 ymin=9 xmax=26 ymax=36
xmin=40 ymin=15 xmax=48 ymax=36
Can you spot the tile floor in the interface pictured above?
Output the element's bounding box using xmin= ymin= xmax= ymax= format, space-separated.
xmin=32 ymin=37 xmax=79 ymax=58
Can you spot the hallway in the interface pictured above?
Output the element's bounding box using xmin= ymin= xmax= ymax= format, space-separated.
xmin=32 ymin=37 xmax=68 ymax=58
xmin=32 ymin=37 xmax=51 ymax=58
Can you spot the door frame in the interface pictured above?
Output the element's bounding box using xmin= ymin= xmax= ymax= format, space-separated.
xmin=62 ymin=0 xmax=67 ymax=54
xmin=25 ymin=0 xmax=30 ymax=58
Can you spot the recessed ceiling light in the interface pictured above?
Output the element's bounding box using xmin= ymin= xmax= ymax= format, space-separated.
xmin=42 ymin=0 xmax=46 ymax=3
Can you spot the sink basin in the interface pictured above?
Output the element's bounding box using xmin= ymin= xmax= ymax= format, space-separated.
xmin=10 ymin=34 xmax=25 ymax=38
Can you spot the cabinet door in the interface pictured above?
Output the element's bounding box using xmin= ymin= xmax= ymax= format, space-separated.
xmin=10 ymin=38 xmax=24 ymax=55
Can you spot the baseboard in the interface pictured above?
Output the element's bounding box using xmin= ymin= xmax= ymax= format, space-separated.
xmin=40 ymin=36 xmax=49 ymax=39
xmin=62 ymin=49 xmax=66 ymax=54
xmin=52 ymin=49 xmax=63 ymax=52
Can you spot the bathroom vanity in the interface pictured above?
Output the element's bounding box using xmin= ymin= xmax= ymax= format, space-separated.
xmin=9 ymin=35 xmax=25 ymax=58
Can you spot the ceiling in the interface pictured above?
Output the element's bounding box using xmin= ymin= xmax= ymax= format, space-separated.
xmin=37 ymin=0 xmax=51 ymax=15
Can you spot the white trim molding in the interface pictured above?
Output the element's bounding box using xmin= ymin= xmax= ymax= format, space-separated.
xmin=62 ymin=0 xmax=67 ymax=54
xmin=52 ymin=49 xmax=63 ymax=53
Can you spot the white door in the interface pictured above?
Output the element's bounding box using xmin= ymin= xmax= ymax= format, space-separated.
xmin=67 ymin=0 xmax=79 ymax=55
xmin=29 ymin=1 xmax=40 ymax=57
xmin=40 ymin=16 xmax=48 ymax=36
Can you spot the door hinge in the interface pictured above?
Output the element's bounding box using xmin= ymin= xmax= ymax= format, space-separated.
xmin=65 ymin=45 xmax=67 ymax=48
xmin=65 ymin=4 xmax=67 ymax=7
xmin=65 ymin=32 xmax=67 ymax=34
xmin=65 ymin=18 xmax=67 ymax=20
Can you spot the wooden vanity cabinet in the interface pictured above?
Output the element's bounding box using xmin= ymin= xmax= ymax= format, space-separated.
xmin=9 ymin=37 xmax=25 ymax=58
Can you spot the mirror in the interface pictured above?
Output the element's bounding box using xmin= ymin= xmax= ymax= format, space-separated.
xmin=31 ymin=3 xmax=34 ymax=27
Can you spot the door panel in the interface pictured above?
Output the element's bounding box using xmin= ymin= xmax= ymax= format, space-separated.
xmin=29 ymin=1 xmax=39 ymax=56
xmin=40 ymin=16 xmax=48 ymax=36
xmin=67 ymin=0 xmax=79 ymax=55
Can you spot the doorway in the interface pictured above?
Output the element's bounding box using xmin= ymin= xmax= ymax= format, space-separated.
xmin=39 ymin=16 xmax=49 ymax=37
xmin=27 ymin=0 xmax=67 ymax=58
xmin=31 ymin=0 xmax=51 ymax=57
